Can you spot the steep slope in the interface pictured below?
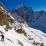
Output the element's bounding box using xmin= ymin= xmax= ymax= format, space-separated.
xmin=0 ymin=2 xmax=14 ymax=30
xmin=0 ymin=23 xmax=46 ymax=46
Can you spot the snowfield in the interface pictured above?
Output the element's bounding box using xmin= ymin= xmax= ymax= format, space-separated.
xmin=0 ymin=23 xmax=46 ymax=46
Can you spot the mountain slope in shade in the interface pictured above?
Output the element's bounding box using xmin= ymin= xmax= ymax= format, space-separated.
xmin=12 ymin=4 xmax=46 ymax=33
xmin=12 ymin=4 xmax=34 ymax=22
xmin=0 ymin=3 xmax=46 ymax=46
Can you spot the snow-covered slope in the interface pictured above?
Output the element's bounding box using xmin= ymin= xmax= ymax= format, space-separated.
xmin=0 ymin=3 xmax=46 ymax=46
xmin=0 ymin=23 xmax=46 ymax=46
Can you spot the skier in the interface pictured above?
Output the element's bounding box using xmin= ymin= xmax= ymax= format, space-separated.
xmin=0 ymin=33 xmax=4 ymax=42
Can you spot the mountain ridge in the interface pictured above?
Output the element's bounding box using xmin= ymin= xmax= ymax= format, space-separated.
xmin=12 ymin=4 xmax=46 ymax=33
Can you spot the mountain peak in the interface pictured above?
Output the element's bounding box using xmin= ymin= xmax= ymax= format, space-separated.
xmin=14 ymin=4 xmax=27 ymax=10
xmin=21 ymin=4 xmax=25 ymax=6
xmin=20 ymin=4 xmax=26 ymax=8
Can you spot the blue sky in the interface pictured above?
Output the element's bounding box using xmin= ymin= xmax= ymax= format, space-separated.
xmin=0 ymin=0 xmax=46 ymax=11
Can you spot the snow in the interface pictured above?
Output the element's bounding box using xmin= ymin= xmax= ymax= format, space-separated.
xmin=1 ymin=7 xmax=3 ymax=10
xmin=0 ymin=26 xmax=33 ymax=46
xmin=22 ymin=24 xmax=46 ymax=45
xmin=0 ymin=22 xmax=46 ymax=46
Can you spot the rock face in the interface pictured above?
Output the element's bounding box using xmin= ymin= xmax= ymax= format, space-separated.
xmin=0 ymin=2 xmax=14 ymax=30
